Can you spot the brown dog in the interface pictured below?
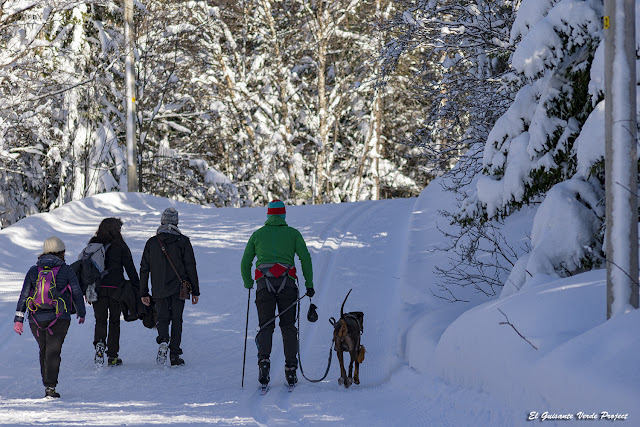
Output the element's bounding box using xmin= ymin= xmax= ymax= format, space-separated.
xmin=331 ymin=289 xmax=365 ymax=388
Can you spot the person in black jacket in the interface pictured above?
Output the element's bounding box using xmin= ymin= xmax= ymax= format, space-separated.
xmin=140 ymin=207 xmax=199 ymax=366
xmin=89 ymin=217 xmax=140 ymax=366
xmin=14 ymin=236 xmax=86 ymax=398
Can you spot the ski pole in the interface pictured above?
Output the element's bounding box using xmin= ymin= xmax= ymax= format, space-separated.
xmin=241 ymin=288 xmax=251 ymax=388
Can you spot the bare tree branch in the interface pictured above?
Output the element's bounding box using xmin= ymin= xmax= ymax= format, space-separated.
xmin=498 ymin=308 xmax=538 ymax=351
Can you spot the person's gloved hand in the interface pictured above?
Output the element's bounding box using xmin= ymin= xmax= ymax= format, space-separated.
xmin=244 ymin=283 xmax=253 ymax=290
xmin=306 ymin=287 xmax=315 ymax=298
xmin=78 ymin=315 xmax=85 ymax=324
xmin=14 ymin=321 xmax=23 ymax=335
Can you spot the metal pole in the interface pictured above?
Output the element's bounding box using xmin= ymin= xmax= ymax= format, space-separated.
xmin=604 ymin=0 xmax=639 ymax=319
xmin=241 ymin=288 xmax=251 ymax=388
xmin=124 ymin=0 xmax=138 ymax=192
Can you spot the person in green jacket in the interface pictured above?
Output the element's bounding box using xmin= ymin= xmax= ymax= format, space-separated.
xmin=240 ymin=199 xmax=314 ymax=387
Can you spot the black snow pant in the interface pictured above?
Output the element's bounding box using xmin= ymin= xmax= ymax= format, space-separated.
xmin=155 ymin=292 xmax=185 ymax=357
xmin=255 ymin=280 xmax=298 ymax=368
xmin=29 ymin=319 xmax=70 ymax=388
xmin=93 ymin=295 xmax=121 ymax=358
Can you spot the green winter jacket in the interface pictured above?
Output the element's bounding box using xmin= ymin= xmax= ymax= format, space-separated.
xmin=241 ymin=215 xmax=313 ymax=289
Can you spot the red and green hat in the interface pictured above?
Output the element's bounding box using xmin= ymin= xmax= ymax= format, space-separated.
xmin=267 ymin=200 xmax=286 ymax=219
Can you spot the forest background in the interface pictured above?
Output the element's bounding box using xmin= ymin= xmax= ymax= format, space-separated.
xmin=0 ymin=0 xmax=513 ymax=226
xmin=2 ymin=0 xmax=625 ymax=302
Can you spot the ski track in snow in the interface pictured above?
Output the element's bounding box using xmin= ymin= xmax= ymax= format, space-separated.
xmin=0 ymin=195 xmax=517 ymax=426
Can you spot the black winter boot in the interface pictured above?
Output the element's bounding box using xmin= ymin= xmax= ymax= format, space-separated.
xmin=45 ymin=387 xmax=60 ymax=398
xmin=285 ymin=365 xmax=298 ymax=387
xmin=108 ymin=357 xmax=123 ymax=366
xmin=258 ymin=358 xmax=270 ymax=385
xmin=170 ymin=354 xmax=185 ymax=366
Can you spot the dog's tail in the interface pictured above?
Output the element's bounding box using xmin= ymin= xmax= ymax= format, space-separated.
xmin=340 ymin=289 xmax=352 ymax=319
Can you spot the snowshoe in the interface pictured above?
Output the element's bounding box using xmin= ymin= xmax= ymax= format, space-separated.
xmin=258 ymin=358 xmax=270 ymax=386
xmin=94 ymin=342 xmax=105 ymax=366
xmin=157 ymin=342 xmax=169 ymax=365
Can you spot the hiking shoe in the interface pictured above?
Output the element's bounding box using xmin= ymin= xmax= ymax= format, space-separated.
xmin=45 ymin=387 xmax=60 ymax=398
xmin=170 ymin=354 xmax=185 ymax=366
xmin=258 ymin=358 xmax=270 ymax=385
xmin=107 ymin=357 xmax=123 ymax=366
xmin=285 ymin=366 xmax=298 ymax=387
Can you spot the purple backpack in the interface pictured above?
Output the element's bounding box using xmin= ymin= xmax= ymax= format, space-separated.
xmin=26 ymin=266 xmax=71 ymax=335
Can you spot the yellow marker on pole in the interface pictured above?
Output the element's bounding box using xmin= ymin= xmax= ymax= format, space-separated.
xmin=604 ymin=16 xmax=609 ymax=29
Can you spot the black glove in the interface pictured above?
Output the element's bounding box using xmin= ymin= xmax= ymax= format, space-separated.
xmin=306 ymin=287 xmax=315 ymax=298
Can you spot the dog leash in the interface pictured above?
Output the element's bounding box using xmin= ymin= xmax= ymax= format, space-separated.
xmin=296 ymin=295 xmax=333 ymax=383
xmin=253 ymin=280 xmax=333 ymax=382
xmin=255 ymin=294 xmax=307 ymax=336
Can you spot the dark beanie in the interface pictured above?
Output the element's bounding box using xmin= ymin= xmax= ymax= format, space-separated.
xmin=161 ymin=207 xmax=179 ymax=225
xmin=267 ymin=200 xmax=286 ymax=219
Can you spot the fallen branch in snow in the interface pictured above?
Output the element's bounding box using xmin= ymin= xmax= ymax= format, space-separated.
xmin=430 ymin=286 xmax=470 ymax=303
xmin=497 ymin=308 xmax=538 ymax=350
xmin=504 ymin=278 xmax=521 ymax=292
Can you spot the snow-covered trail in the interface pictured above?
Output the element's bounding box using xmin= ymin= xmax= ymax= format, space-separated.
xmin=0 ymin=193 xmax=514 ymax=426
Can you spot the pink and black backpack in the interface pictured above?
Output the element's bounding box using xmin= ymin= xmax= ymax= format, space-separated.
xmin=26 ymin=266 xmax=71 ymax=335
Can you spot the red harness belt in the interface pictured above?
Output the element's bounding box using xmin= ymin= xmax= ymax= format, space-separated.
xmin=254 ymin=263 xmax=297 ymax=280
xmin=255 ymin=263 xmax=297 ymax=294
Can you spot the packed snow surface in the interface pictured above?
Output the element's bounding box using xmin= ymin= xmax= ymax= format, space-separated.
xmin=0 ymin=189 xmax=637 ymax=426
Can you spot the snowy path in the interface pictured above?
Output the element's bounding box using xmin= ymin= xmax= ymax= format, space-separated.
xmin=0 ymin=193 xmax=516 ymax=426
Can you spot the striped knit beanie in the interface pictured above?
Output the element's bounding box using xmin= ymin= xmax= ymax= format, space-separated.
xmin=267 ymin=200 xmax=286 ymax=219
xmin=161 ymin=207 xmax=179 ymax=225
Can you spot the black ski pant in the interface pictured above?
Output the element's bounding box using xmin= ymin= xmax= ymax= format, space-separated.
xmin=29 ymin=319 xmax=70 ymax=388
xmin=255 ymin=282 xmax=298 ymax=368
xmin=93 ymin=295 xmax=121 ymax=358
xmin=155 ymin=293 xmax=185 ymax=356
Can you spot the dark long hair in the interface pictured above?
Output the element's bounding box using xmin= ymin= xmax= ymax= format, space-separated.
xmin=89 ymin=217 xmax=124 ymax=245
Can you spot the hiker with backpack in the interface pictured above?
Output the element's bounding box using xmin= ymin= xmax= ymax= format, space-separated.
xmin=140 ymin=207 xmax=200 ymax=366
xmin=13 ymin=236 xmax=86 ymax=398
xmin=85 ymin=217 xmax=140 ymax=366
xmin=240 ymin=200 xmax=314 ymax=389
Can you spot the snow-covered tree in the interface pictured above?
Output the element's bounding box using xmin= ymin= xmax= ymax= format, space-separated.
xmin=0 ymin=1 xmax=127 ymax=226
xmin=455 ymin=0 xmax=626 ymax=297
xmin=126 ymin=0 xmax=241 ymax=206
xmin=381 ymin=0 xmax=517 ymax=186
xmin=0 ymin=0 xmax=428 ymax=226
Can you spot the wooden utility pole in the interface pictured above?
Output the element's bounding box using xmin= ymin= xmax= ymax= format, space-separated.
xmin=604 ymin=0 xmax=639 ymax=318
xmin=124 ymin=0 xmax=138 ymax=192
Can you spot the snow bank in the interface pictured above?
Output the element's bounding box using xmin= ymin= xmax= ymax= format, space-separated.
xmin=432 ymin=269 xmax=639 ymax=414
xmin=402 ymin=175 xmax=637 ymax=422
